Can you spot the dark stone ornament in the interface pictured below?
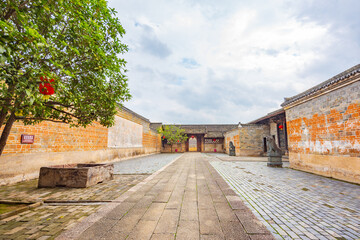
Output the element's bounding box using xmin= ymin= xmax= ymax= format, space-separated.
xmin=266 ymin=136 xmax=283 ymax=167
xmin=229 ymin=141 xmax=236 ymax=156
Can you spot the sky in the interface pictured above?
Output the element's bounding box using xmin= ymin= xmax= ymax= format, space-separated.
xmin=107 ymin=0 xmax=360 ymax=124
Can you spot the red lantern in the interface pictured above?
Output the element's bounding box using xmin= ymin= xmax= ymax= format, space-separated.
xmin=279 ymin=124 xmax=284 ymax=130
xmin=213 ymin=138 xmax=216 ymax=142
xmin=177 ymin=140 xmax=179 ymax=143
xmin=39 ymin=76 xmax=55 ymax=95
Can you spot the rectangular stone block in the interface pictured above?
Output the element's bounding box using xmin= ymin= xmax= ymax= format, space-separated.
xmin=38 ymin=163 xmax=114 ymax=188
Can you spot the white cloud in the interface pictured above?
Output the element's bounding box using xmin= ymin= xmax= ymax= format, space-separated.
xmin=108 ymin=0 xmax=360 ymax=124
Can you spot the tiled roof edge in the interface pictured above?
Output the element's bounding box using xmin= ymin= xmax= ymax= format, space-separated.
xmin=281 ymin=64 xmax=360 ymax=107
xmin=118 ymin=105 xmax=150 ymax=122
xmin=247 ymin=108 xmax=285 ymax=124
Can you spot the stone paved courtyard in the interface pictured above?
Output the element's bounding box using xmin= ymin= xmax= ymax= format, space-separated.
xmin=58 ymin=152 xmax=273 ymax=240
xmin=0 ymin=175 xmax=146 ymax=240
xmin=113 ymin=153 xmax=182 ymax=174
xmin=0 ymin=153 xmax=359 ymax=239
xmin=0 ymin=175 xmax=146 ymax=202
xmin=0 ymin=154 xmax=181 ymax=239
xmin=209 ymin=153 xmax=360 ymax=240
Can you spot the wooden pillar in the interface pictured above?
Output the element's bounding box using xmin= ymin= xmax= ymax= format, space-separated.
xmin=196 ymin=135 xmax=201 ymax=152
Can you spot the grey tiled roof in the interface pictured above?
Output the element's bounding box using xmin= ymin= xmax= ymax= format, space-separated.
xmin=162 ymin=124 xmax=238 ymax=136
xmin=281 ymin=64 xmax=360 ymax=107
xmin=247 ymin=108 xmax=285 ymax=124
xmin=120 ymin=105 xmax=150 ymax=122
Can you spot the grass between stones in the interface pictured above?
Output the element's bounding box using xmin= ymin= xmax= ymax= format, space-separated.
xmin=0 ymin=203 xmax=28 ymax=214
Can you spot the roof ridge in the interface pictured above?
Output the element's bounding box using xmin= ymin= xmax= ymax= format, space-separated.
xmin=281 ymin=64 xmax=360 ymax=107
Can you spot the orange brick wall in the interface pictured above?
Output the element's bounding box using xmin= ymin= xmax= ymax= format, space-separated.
xmin=0 ymin=107 xmax=161 ymax=185
xmin=285 ymin=80 xmax=360 ymax=183
xmin=287 ymin=104 xmax=360 ymax=156
xmin=143 ymin=131 xmax=161 ymax=151
xmin=286 ymin=82 xmax=360 ymax=156
xmin=1 ymin=107 xmax=161 ymax=156
xmin=3 ymin=122 xmax=108 ymax=155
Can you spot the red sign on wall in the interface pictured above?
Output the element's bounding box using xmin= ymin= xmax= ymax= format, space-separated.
xmin=21 ymin=134 xmax=35 ymax=144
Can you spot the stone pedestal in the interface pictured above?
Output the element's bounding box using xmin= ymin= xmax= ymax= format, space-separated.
xmin=38 ymin=163 xmax=114 ymax=188
xmin=267 ymin=154 xmax=283 ymax=167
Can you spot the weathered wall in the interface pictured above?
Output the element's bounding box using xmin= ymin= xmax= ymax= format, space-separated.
xmin=161 ymin=142 xmax=185 ymax=153
xmin=269 ymin=122 xmax=278 ymax=143
xmin=239 ymin=124 xmax=269 ymax=156
xmin=225 ymin=125 xmax=269 ymax=156
xmin=0 ymin=107 xmax=161 ymax=185
xmin=203 ymin=139 xmax=224 ymax=153
xmin=269 ymin=121 xmax=287 ymax=153
xmin=286 ymin=80 xmax=360 ymax=184
xmin=108 ymin=116 xmax=143 ymax=148
xmin=224 ymin=129 xmax=240 ymax=155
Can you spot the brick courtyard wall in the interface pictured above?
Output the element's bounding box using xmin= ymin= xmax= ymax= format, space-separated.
xmin=225 ymin=125 xmax=269 ymax=156
xmin=0 ymin=107 xmax=161 ymax=185
xmin=203 ymin=139 xmax=224 ymax=153
xmin=269 ymin=121 xmax=287 ymax=154
xmin=3 ymin=122 xmax=108 ymax=155
xmin=239 ymin=124 xmax=269 ymax=156
xmin=161 ymin=142 xmax=186 ymax=153
xmin=285 ymin=79 xmax=360 ymax=184
xmin=224 ymin=128 xmax=240 ymax=155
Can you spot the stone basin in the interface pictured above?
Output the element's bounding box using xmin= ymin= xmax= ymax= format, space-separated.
xmin=38 ymin=163 xmax=114 ymax=188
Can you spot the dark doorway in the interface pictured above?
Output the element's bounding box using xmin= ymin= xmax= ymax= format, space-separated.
xmin=263 ymin=137 xmax=267 ymax=153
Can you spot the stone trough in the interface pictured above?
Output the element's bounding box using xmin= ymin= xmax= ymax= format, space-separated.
xmin=38 ymin=163 xmax=114 ymax=188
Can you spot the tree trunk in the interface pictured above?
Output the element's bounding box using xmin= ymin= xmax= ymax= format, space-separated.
xmin=0 ymin=84 xmax=15 ymax=127
xmin=0 ymin=112 xmax=16 ymax=156
xmin=0 ymin=108 xmax=8 ymax=127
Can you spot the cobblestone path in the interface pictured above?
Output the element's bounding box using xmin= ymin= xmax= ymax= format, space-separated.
xmin=0 ymin=153 xmax=181 ymax=239
xmin=209 ymin=154 xmax=360 ymax=240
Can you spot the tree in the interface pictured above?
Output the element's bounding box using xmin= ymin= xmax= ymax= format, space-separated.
xmin=0 ymin=0 xmax=131 ymax=155
xmin=158 ymin=125 xmax=188 ymax=152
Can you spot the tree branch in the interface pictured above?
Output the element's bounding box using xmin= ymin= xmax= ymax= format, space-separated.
xmin=15 ymin=117 xmax=68 ymax=124
xmin=44 ymin=101 xmax=74 ymax=108
xmin=45 ymin=105 xmax=79 ymax=119
xmin=3 ymin=0 xmax=30 ymax=21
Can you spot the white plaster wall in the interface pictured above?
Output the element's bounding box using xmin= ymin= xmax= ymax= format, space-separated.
xmin=108 ymin=116 xmax=143 ymax=148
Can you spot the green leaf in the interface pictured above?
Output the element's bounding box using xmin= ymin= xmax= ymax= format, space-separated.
xmin=25 ymin=89 xmax=31 ymax=96
xmin=0 ymin=45 xmax=5 ymax=54
xmin=1 ymin=0 xmax=130 ymax=133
